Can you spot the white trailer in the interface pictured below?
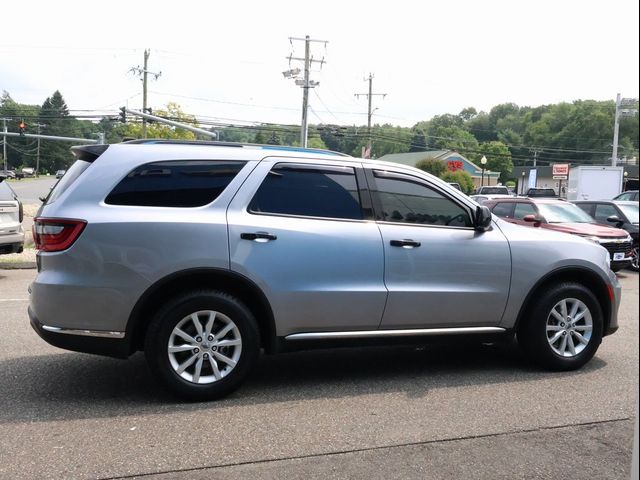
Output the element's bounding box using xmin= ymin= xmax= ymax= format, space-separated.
xmin=566 ymin=166 xmax=624 ymax=201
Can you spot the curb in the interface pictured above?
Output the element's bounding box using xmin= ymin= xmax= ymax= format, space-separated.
xmin=0 ymin=262 xmax=37 ymax=270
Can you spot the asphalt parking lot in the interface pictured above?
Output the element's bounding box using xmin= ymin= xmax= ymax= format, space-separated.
xmin=0 ymin=269 xmax=637 ymax=479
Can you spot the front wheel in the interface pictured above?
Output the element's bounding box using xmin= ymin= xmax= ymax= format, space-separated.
xmin=144 ymin=290 xmax=260 ymax=400
xmin=517 ymin=282 xmax=603 ymax=371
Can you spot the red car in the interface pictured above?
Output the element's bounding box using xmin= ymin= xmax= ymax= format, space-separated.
xmin=485 ymin=198 xmax=633 ymax=272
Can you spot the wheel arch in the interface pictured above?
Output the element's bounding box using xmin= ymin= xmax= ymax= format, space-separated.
xmin=514 ymin=266 xmax=613 ymax=334
xmin=126 ymin=268 xmax=276 ymax=355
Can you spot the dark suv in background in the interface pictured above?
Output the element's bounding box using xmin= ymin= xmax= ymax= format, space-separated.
xmin=574 ymin=200 xmax=639 ymax=271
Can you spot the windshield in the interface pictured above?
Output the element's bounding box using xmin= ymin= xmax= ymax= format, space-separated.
xmin=618 ymin=204 xmax=639 ymax=224
xmin=481 ymin=187 xmax=509 ymax=194
xmin=537 ymin=203 xmax=595 ymax=223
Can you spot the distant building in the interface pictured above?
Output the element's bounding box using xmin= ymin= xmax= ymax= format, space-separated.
xmin=376 ymin=150 xmax=500 ymax=188
xmin=512 ymin=164 xmax=639 ymax=196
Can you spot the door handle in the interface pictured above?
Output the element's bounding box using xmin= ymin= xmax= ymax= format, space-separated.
xmin=241 ymin=232 xmax=278 ymax=241
xmin=390 ymin=239 xmax=421 ymax=248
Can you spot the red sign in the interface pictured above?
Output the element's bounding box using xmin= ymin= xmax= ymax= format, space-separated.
xmin=552 ymin=164 xmax=570 ymax=176
xmin=447 ymin=160 xmax=464 ymax=172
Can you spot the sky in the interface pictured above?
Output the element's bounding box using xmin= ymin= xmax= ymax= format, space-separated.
xmin=1 ymin=0 xmax=638 ymax=129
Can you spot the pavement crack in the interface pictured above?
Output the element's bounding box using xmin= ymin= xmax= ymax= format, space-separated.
xmin=97 ymin=416 xmax=633 ymax=480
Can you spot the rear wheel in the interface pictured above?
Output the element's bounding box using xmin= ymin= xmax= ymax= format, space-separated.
xmin=517 ymin=282 xmax=603 ymax=371
xmin=144 ymin=290 xmax=260 ymax=400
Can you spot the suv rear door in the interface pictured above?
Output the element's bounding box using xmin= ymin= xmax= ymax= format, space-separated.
xmin=366 ymin=167 xmax=511 ymax=328
xmin=227 ymin=158 xmax=387 ymax=336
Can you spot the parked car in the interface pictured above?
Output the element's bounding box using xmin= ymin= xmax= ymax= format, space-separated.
xmin=30 ymin=140 xmax=621 ymax=400
xmin=613 ymin=190 xmax=638 ymax=202
xmin=21 ymin=167 xmax=35 ymax=178
xmin=0 ymin=176 xmax=25 ymax=254
xmin=0 ymin=169 xmax=16 ymax=179
xmin=485 ymin=197 xmax=633 ymax=272
xmin=574 ymin=200 xmax=639 ymax=272
xmin=470 ymin=194 xmax=513 ymax=205
xmin=447 ymin=182 xmax=462 ymax=191
xmin=476 ymin=185 xmax=511 ymax=195
xmin=55 ymin=169 xmax=66 ymax=179
xmin=526 ymin=188 xmax=558 ymax=198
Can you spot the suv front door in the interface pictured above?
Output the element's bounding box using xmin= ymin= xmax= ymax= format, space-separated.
xmin=366 ymin=168 xmax=511 ymax=328
xmin=227 ymin=159 xmax=387 ymax=337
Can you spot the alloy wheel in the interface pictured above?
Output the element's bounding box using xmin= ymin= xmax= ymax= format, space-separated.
xmin=167 ymin=310 xmax=242 ymax=384
xmin=546 ymin=298 xmax=593 ymax=358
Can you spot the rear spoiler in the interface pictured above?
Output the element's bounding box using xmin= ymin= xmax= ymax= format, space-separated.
xmin=71 ymin=144 xmax=110 ymax=162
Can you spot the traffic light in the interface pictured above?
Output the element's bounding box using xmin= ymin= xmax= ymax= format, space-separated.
xmin=144 ymin=107 xmax=154 ymax=124
xmin=18 ymin=120 xmax=26 ymax=136
xmin=119 ymin=107 xmax=126 ymax=123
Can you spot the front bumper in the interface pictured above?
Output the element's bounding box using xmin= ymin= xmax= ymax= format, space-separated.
xmin=29 ymin=307 xmax=130 ymax=358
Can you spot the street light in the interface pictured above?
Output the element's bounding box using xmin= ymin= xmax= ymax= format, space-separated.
xmin=624 ymin=170 xmax=628 ymax=191
xmin=480 ymin=155 xmax=487 ymax=187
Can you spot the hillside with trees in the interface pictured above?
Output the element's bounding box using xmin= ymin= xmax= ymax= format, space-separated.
xmin=1 ymin=89 xmax=637 ymax=182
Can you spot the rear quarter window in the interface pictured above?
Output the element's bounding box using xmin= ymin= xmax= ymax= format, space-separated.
xmin=45 ymin=160 xmax=91 ymax=205
xmin=105 ymin=160 xmax=246 ymax=208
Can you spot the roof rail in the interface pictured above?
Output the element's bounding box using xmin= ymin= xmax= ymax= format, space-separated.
xmin=121 ymin=139 xmax=351 ymax=157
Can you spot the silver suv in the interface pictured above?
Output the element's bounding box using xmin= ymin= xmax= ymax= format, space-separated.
xmin=29 ymin=141 xmax=621 ymax=400
xmin=0 ymin=176 xmax=25 ymax=254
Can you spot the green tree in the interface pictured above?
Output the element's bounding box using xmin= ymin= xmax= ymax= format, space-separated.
xmin=112 ymin=102 xmax=197 ymax=142
xmin=440 ymin=170 xmax=475 ymax=194
xmin=408 ymin=129 xmax=427 ymax=152
xmin=478 ymin=141 xmax=513 ymax=182
xmin=416 ymin=158 xmax=446 ymax=177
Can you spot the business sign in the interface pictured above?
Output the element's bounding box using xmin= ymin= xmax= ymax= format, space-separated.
xmin=528 ymin=169 xmax=537 ymax=189
xmin=552 ymin=164 xmax=570 ymax=176
xmin=553 ymin=175 xmax=568 ymax=180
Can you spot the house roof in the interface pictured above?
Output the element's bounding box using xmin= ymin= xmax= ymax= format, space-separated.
xmin=377 ymin=150 xmax=499 ymax=177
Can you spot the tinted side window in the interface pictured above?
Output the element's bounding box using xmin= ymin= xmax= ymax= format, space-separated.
xmin=594 ymin=204 xmax=619 ymax=223
xmin=491 ymin=202 xmax=515 ymax=218
xmin=249 ymin=165 xmax=362 ymax=220
xmin=105 ymin=161 xmax=245 ymax=207
xmin=514 ymin=203 xmax=538 ymax=219
xmin=373 ymin=173 xmax=472 ymax=227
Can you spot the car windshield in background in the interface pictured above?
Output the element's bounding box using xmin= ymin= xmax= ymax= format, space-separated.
xmin=481 ymin=187 xmax=509 ymax=194
xmin=527 ymin=188 xmax=556 ymax=197
xmin=618 ymin=204 xmax=639 ymax=224
xmin=537 ymin=203 xmax=595 ymax=223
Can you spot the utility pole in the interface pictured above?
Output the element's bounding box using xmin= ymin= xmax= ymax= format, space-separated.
xmin=1 ymin=118 xmax=8 ymax=172
xmin=355 ymin=73 xmax=386 ymax=158
xmin=612 ymin=93 xmax=621 ymax=167
xmin=285 ymin=36 xmax=327 ymax=148
xmin=530 ymin=148 xmax=541 ymax=167
xmin=35 ymin=123 xmax=46 ymax=175
xmin=130 ymin=49 xmax=161 ymax=139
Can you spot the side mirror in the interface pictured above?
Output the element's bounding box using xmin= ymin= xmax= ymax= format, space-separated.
xmin=606 ymin=215 xmax=624 ymax=227
xmin=523 ymin=214 xmax=543 ymax=227
xmin=474 ymin=206 xmax=492 ymax=231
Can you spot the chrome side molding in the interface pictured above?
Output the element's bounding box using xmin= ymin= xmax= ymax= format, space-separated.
xmin=41 ymin=325 xmax=125 ymax=339
xmin=285 ymin=326 xmax=506 ymax=341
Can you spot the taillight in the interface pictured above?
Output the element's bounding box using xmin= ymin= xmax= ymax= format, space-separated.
xmin=32 ymin=218 xmax=87 ymax=252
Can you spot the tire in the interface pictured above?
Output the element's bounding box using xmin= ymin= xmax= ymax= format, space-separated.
xmin=144 ymin=290 xmax=260 ymax=400
xmin=517 ymin=282 xmax=603 ymax=371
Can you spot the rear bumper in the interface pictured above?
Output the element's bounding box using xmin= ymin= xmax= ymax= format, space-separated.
xmin=29 ymin=307 xmax=130 ymax=358
xmin=0 ymin=230 xmax=24 ymax=254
